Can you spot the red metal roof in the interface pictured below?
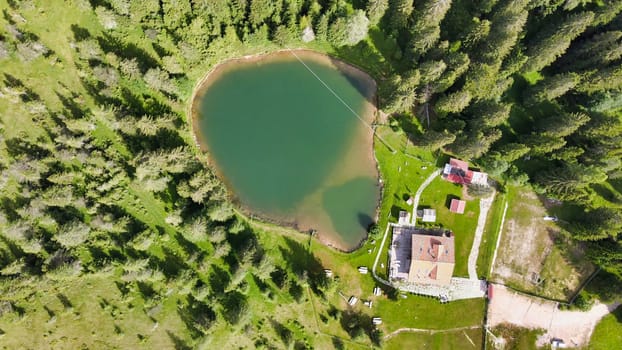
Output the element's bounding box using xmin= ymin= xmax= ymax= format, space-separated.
xmin=449 ymin=158 xmax=469 ymax=171
xmin=450 ymin=199 xmax=466 ymax=214
xmin=446 ymin=171 xmax=473 ymax=184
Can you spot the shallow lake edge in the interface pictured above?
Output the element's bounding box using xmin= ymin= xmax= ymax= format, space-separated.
xmin=187 ymin=49 xmax=385 ymax=253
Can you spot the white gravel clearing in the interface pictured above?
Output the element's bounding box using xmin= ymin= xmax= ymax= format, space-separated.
xmin=487 ymin=283 xmax=620 ymax=347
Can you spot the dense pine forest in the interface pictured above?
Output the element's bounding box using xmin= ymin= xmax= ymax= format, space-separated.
xmin=0 ymin=0 xmax=621 ymax=348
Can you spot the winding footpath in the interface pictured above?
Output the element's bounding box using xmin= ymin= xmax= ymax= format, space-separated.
xmin=410 ymin=170 xmax=441 ymax=225
xmin=371 ymin=222 xmax=394 ymax=287
xmin=467 ymin=191 xmax=496 ymax=280
xmin=383 ymin=325 xmax=481 ymax=341
xmin=489 ymin=201 xmax=508 ymax=276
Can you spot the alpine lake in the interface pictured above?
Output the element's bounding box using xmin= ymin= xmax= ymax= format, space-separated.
xmin=192 ymin=50 xmax=380 ymax=250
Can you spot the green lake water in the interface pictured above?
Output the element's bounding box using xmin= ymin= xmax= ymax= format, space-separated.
xmin=195 ymin=52 xmax=379 ymax=249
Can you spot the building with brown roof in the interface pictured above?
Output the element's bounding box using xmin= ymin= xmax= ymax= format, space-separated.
xmin=408 ymin=233 xmax=455 ymax=285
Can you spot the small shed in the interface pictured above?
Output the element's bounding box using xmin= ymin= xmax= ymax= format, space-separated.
xmin=422 ymin=209 xmax=436 ymax=222
xmin=358 ymin=266 xmax=369 ymax=274
xmin=398 ymin=211 xmax=411 ymax=225
xmin=372 ymin=317 xmax=382 ymax=325
xmin=348 ymin=296 xmax=358 ymax=306
xmin=450 ymin=199 xmax=466 ymax=214
xmin=373 ymin=287 xmax=382 ymax=296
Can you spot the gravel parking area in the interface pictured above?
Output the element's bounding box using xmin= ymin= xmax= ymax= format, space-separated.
xmin=487 ymin=284 xmax=620 ymax=347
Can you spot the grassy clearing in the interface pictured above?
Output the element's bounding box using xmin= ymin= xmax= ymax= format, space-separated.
xmin=476 ymin=192 xmax=506 ymax=278
xmin=492 ymin=186 xmax=595 ymax=300
xmin=488 ymin=324 xmax=544 ymax=350
xmin=384 ymin=328 xmax=483 ymax=350
xmin=522 ymin=71 xmax=544 ymax=85
xmin=0 ymin=272 xmax=188 ymax=349
xmin=589 ymin=306 xmax=622 ymax=350
xmin=375 ymin=296 xmax=485 ymax=331
xmin=418 ymin=177 xmax=480 ymax=277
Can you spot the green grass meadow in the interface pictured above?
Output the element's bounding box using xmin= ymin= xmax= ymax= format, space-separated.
xmin=384 ymin=328 xmax=483 ymax=350
xmin=589 ymin=306 xmax=622 ymax=350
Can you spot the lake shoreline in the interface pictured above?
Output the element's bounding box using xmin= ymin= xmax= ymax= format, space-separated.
xmin=188 ymin=49 xmax=383 ymax=253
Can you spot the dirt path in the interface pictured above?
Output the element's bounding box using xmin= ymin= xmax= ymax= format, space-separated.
xmin=383 ymin=325 xmax=482 ymax=340
xmin=467 ymin=192 xmax=496 ymax=280
xmin=489 ymin=201 xmax=508 ymax=277
xmin=487 ymin=283 xmax=620 ymax=347
xmin=372 ymin=222 xmax=394 ymax=287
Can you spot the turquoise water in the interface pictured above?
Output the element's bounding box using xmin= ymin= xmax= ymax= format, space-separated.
xmin=196 ymin=53 xmax=379 ymax=249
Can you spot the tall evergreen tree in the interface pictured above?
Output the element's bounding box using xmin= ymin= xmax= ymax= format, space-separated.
xmin=522 ymin=12 xmax=594 ymax=73
xmin=410 ymin=0 xmax=453 ymax=58
xmin=366 ymin=0 xmax=389 ymax=26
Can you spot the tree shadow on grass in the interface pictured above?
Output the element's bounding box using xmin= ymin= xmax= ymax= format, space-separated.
xmin=177 ymin=295 xmax=216 ymax=338
xmin=3 ymin=73 xmax=40 ymax=102
xmin=221 ymin=290 xmax=249 ymax=325
xmin=435 ymin=153 xmax=450 ymax=168
xmin=396 ymin=112 xmax=424 ymax=138
xmin=390 ymin=205 xmax=404 ymax=220
xmin=87 ymin=245 xmax=110 ymax=268
xmin=166 ymin=330 xmax=192 ymax=350
xmin=96 ymin=32 xmax=159 ymax=72
xmin=445 ymin=194 xmax=460 ymax=209
xmin=270 ymin=267 xmax=288 ymax=289
xmin=56 ymin=293 xmax=72 ymax=309
xmin=332 ymin=337 xmax=345 ymax=350
xmin=69 ymin=24 xmax=91 ymax=41
xmin=339 ymin=309 xmax=373 ymax=341
xmin=55 ymin=91 xmax=85 ymax=120
xmin=270 ymin=319 xmax=293 ymax=347
xmin=136 ymin=281 xmax=156 ymax=300
xmin=152 ymin=247 xmax=187 ymax=278
xmin=78 ymin=77 xmax=121 ymax=110
xmin=279 ymin=237 xmax=327 ymax=296
xmin=208 ymin=265 xmax=231 ymax=295
xmin=583 ymin=266 xmax=622 ymax=304
xmin=381 ymin=284 xmax=399 ymax=300
xmin=114 ymin=281 xmax=131 ymax=297
xmin=591 ymin=183 xmax=622 ymax=205
xmin=251 ymin=273 xmax=269 ymax=293
xmin=4 ymin=136 xmax=51 ymax=159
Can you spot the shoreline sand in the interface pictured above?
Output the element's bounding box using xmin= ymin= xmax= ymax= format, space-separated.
xmin=187 ymin=49 xmax=382 ymax=252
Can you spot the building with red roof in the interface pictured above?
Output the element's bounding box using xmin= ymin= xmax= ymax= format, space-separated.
xmin=442 ymin=158 xmax=488 ymax=186
xmin=450 ymin=199 xmax=466 ymax=214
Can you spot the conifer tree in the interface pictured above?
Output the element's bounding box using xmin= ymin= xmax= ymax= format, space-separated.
xmin=522 ymin=12 xmax=594 ymax=73
xmin=366 ymin=0 xmax=389 ymax=26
